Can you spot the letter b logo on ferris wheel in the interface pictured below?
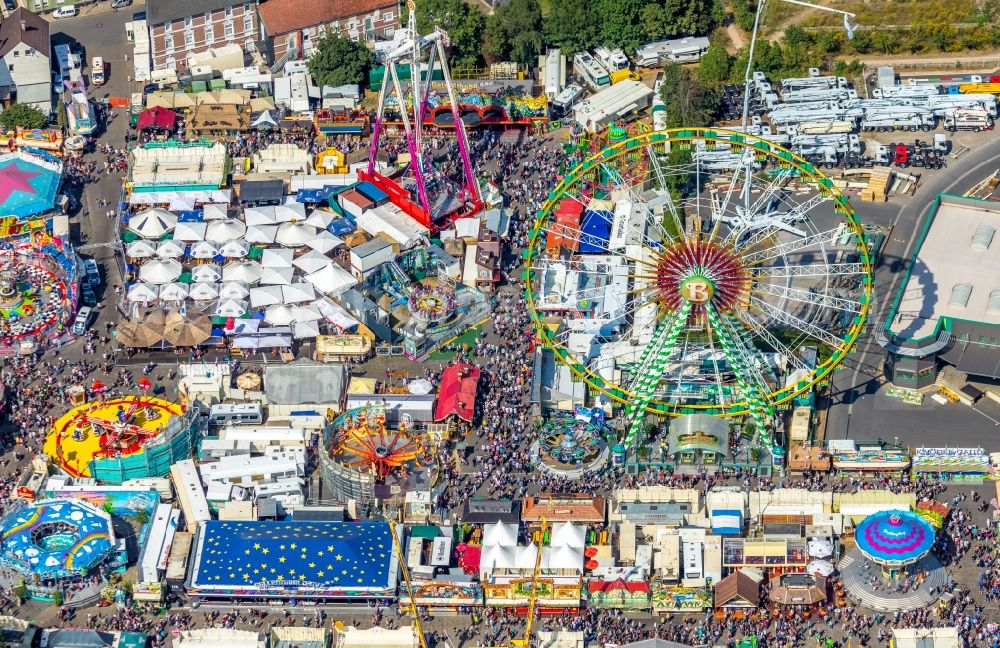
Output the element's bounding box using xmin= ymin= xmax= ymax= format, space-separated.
xmin=681 ymin=277 xmax=714 ymax=304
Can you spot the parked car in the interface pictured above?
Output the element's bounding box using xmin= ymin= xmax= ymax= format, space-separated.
xmin=52 ymin=5 xmax=77 ymax=18
xmin=72 ymin=306 xmax=93 ymax=335
xmin=111 ymin=0 xmax=131 ymax=8
xmin=83 ymin=258 xmax=100 ymax=286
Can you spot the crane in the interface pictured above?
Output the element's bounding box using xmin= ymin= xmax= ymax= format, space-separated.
xmin=388 ymin=520 xmax=429 ymax=648
xmin=511 ymin=517 xmax=547 ymax=648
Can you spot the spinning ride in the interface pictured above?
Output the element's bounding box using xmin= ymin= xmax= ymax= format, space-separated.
xmin=323 ymin=405 xmax=431 ymax=484
xmin=525 ymin=128 xmax=873 ymax=449
xmin=534 ymin=413 xmax=610 ymax=477
xmin=44 ymin=396 xmax=184 ymax=479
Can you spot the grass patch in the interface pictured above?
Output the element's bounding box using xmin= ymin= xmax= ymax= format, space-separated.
xmin=801 ymin=0 xmax=978 ymax=27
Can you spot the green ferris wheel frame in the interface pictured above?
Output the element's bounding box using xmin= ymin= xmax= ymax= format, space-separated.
xmin=523 ymin=127 xmax=874 ymax=418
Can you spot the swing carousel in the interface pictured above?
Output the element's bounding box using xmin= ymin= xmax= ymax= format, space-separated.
xmin=319 ymin=404 xmax=437 ymax=508
xmin=44 ymin=394 xmax=186 ymax=479
xmin=533 ymin=412 xmax=611 ymax=479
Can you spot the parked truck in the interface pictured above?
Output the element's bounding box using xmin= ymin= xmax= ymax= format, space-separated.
xmin=944 ymin=108 xmax=995 ymax=132
xmin=789 ymin=120 xmax=856 ymax=136
xmin=860 ymin=112 xmax=935 ymax=132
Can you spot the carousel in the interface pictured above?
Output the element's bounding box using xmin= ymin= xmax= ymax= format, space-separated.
xmin=319 ymin=405 xmax=437 ymax=508
xmin=408 ymin=280 xmax=457 ymax=325
xmin=533 ymin=412 xmax=611 ymax=479
xmin=43 ymin=393 xmax=185 ymax=479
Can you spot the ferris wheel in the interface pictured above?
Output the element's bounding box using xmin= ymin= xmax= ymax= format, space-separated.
xmin=524 ymin=128 xmax=874 ymax=450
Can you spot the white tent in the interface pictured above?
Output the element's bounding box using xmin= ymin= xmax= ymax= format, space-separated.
xmin=480 ymin=545 xmax=516 ymax=572
xmin=244 ymin=207 xmax=278 ymax=226
xmin=281 ymin=283 xmax=316 ymax=304
xmin=127 ymin=282 xmax=159 ymax=303
xmin=202 ymin=203 xmax=228 ymax=220
xmin=304 ymin=263 xmax=357 ymax=296
xmin=130 ymin=208 xmax=178 ymax=239
xmin=514 ymin=544 xmax=539 ymax=569
xmin=214 ymin=298 xmax=248 ymax=317
xmin=262 ymin=248 xmax=294 ymax=268
xmin=191 ymin=263 xmax=222 ymax=283
xmin=292 ymin=320 xmax=321 ymax=339
xmin=206 ymin=218 xmax=247 ymax=242
xmin=189 ymin=240 xmax=220 ymax=259
xmin=291 ymin=306 xmax=322 ymax=322
xmin=126 ymin=239 xmax=157 ymax=258
xmin=220 ymin=239 xmax=250 ymax=258
xmin=276 ymin=222 xmax=317 ymax=247
xmin=305 ymin=209 xmax=335 ymax=229
xmin=222 ymin=260 xmax=263 ymax=284
xmin=245 ymin=224 xmax=277 ymax=243
xmin=156 ymin=239 xmax=186 ymax=258
xmin=545 ymin=544 xmax=583 ymax=571
xmin=189 ymin=282 xmax=220 ymax=301
xmin=220 ymin=281 xmax=250 ymax=299
xmin=305 ymin=230 xmax=345 ymax=254
xmin=168 ymin=197 xmax=196 ymax=211
xmin=550 ymin=522 xmax=586 ymax=548
xmin=274 ymin=203 xmax=306 ymax=222
xmin=260 ymin=266 xmax=294 ymax=285
xmin=483 ymin=522 xmax=518 ymax=547
xmin=249 ymin=285 xmax=284 ymax=307
xmin=158 ymin=282 xmax=190 ymax=302
xmin=173 ymin=221 xmax=207 ymax=241
xmin=292 ymin=250 xmax=333 ymax=274
xmin=265 ymin=304 xmax=296 ymax=325
xmin=139 ymin=258 xmax=183 ymax=284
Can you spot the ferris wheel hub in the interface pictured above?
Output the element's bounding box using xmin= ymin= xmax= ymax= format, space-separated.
xmin=654 ymin=239 xmax=749 ymax=314
xmin=679 ymin=275 xmax=715 ymax=304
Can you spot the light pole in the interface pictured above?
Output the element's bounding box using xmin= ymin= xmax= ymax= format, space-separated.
xmin=740 ymin=0 xmax=859 ymax=132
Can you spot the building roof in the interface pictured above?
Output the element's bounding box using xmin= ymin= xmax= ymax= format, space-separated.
xmin=461 ymin=499 xmax=521 ymax=525
xmin=0 ymin=9 xmax=49 ymax=59
xmin=619 ymin=640 xmax=696 ymax=648
xmin=44 ymin=631 xmax=114 ymax=648
xmin=433 ymin=362 xmax=480 ymax=422
xmin=264 ymin=359 xmax=346 ymax=406
xmin=521 ymin=493 xmax=606 ymax=523
xmin=713 ymin=570 xmax=760 ymax=608
xmin=258 ymin=0 xmax=396 ymax=37
xmin=147 ymin=0 xmax=251 ymax=27
xmin=270 ymin=627 xmax=326 ymax=648
xmin=891 ymin=627 xmax=961 ymax=648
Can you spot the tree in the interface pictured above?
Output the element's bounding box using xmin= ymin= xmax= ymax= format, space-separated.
xmin=660 ymin=63 xmax=719 ymax=128
xmin=0 ymin=103 xmax=46 ymax=130
xmin=544 ymin=0 xmax=600 ymax=54
xmin=416 ymin=0 xmax=486 ymax=68
xmin=698 ymin=41 xmax=731 ymax=86
xmin=307 ymin=35 xmax=376 ymax=88
xmin=483 ymin=0 xmax=543 ymax=67
xmin=597 ymin=0 xmax=647 ymax=51
xmin=640 ymin=3 xmax=668 ymax=41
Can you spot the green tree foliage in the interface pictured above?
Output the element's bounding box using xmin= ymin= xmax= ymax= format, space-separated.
xmin=664 ymin=146 xmax=693 ymax=199
xmin=731 ymin=0 xmax=758 ymax=31
xmin=306 ymin=35 xmax=376 ymax=88
xmin=597 ymin=0 xmax=646 ymax=52
xmin=0 ymin=103 xmax=46 ymax=130
xmin=544 ymin=0 xmax=600 ymax=54
xmin=483 ymin=0 xmax=544 ymax=67
xmin=698 ymin=41 xmax=731 ymax=86
xmin=416 ymin=0 xmax=486 ymax=68
xmin=660 ymin=63 xmax=719 ymax=128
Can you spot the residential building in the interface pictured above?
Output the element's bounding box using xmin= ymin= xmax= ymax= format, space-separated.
xmin=147 ymin=0 xmax=258 ymax=73
xmin=257 ymin=0 xmax=399 ymax=66
xmin=0 ymin=9 xmax=50 ymax=114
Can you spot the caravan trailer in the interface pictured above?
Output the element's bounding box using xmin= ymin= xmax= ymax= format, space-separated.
xmin=550 ymin=84 xmax=585 ymax=119
xmin=541 ymin=48 xmax=567 ymax=99
xmin=635 ymin=37 xmax=710 ymax=67
xmin=573 ymin=52 xmax=611 ymax=91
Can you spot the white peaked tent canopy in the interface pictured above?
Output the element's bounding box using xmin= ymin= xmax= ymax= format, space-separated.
xmin=202 ymin=203 xmax=228 ymax=220
xmin=189 ymin=240 xmax=220 ymax=259
xmin=292 ymin=250 xmax=333 ymax=274
xmin=550 ymin=521 xmax=586 ymax=548
xmin=282 ymin=283 xmax=316 ymax=304
xmin=214 ymin=298 xmax=248 ymax=317
xmin=265 ymin=304 xmax=296 ymax=325
xmin=274 ymin=203 xmax=306 ymax=222
xmin=173 ymin=221 xmax=207 ymax=241
xmin=220 ymin=239 xmax=250 ymax=258
xmin=222 ymin=260 xmax=263 ymax=284
xmin=206 ymin=218 xmax=247 ymax=242
xmin=191 ymin=263 xmax=222 ymax=283
xmin=219 ymin=281 xmax=250 ymax=299
xmin=276 ymin=222 xmax=317 ymax=247
xmin=544 ymin=544 xmax=583 ymax=571
xmin=189 ymin=282 xmax=220 ymax=301
xmin=127 ymin=282 xmax=159 ymax=302
xmin=156 ymin=239 xmax=186 ymax=258
xmin=290 ymin=306 xmax=322 ymax=322
xmin=243 ymin=207 xmax=278 ymax=226
xmin=480 ymin=544 xmax=516 ymax=572
xmin=139 ymin=258 xmax=183 ymax=284
xmin=130 ymin=208 xmax=177 ymax=239
xmin=292 ymin=320 xmax=321 ymax=339
xmin=305 ymin=209 xmax=335 ymax=229
xmin=306 ymin=230 xmax=345 ymax=254
xmin=514 ymin=543 xmax=539 ymax=569
xmin=262 ymin=248 xmax=294 ymax=268
xmin=245 ymin=224 xmax=278 ymax=243
xmin=483 ymin=522 xmax=518 ymax=548
xmin=249 ymin=285 xmax=284 ymax=307
xmin=158 ymin=282 xmax=190 ymax=302
xmin=260 ymin=266 xmax=294 ymax=285
xmin=126 ymin=239 xmax=157 ymax=258
xmin=304 ymin=263 xmax=357 ymax=296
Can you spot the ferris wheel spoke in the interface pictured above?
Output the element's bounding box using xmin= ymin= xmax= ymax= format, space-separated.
xmin=739 ymin=227 xmax=843 ymax=265
xmin=752 ymin=263 xmax=867 ymax=279
xmin=599 ymin=161 xmax=683 ymax=247
xmin=748 ymin=295 xmax=846 ymax=348
xmin=752 ymin=282 xmax=862 ymax=314
xmin=738 ymin=311 xmax=813 ymax=372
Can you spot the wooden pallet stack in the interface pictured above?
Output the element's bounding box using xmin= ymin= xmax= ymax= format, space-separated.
xmin=859 ymin=167 xmax=892 ymax=202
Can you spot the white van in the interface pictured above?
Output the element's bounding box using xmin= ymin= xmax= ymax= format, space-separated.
xmin=72 ymin=306 xmax=93 ymax=335
xmin=208 ymin=403 xmax=264 ymax=426
xmin=91 ymin=57 xmax=105 ymax=86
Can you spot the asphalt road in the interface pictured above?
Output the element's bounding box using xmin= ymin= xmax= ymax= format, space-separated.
xmin=824 ymin=134 xmax=1000 ymax=447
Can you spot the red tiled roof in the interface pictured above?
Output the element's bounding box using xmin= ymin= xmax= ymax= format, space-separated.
xmin=434 ymin=362 xmax=480 ymax=422
xmin=521 ymin=493 xmax=606 ymax=522
xmin=258 ymin=0 xmax=396 ymax=36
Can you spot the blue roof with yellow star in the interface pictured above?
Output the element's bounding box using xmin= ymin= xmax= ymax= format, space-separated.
xmin=189 ymin=521 xmax=397 ymax=595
